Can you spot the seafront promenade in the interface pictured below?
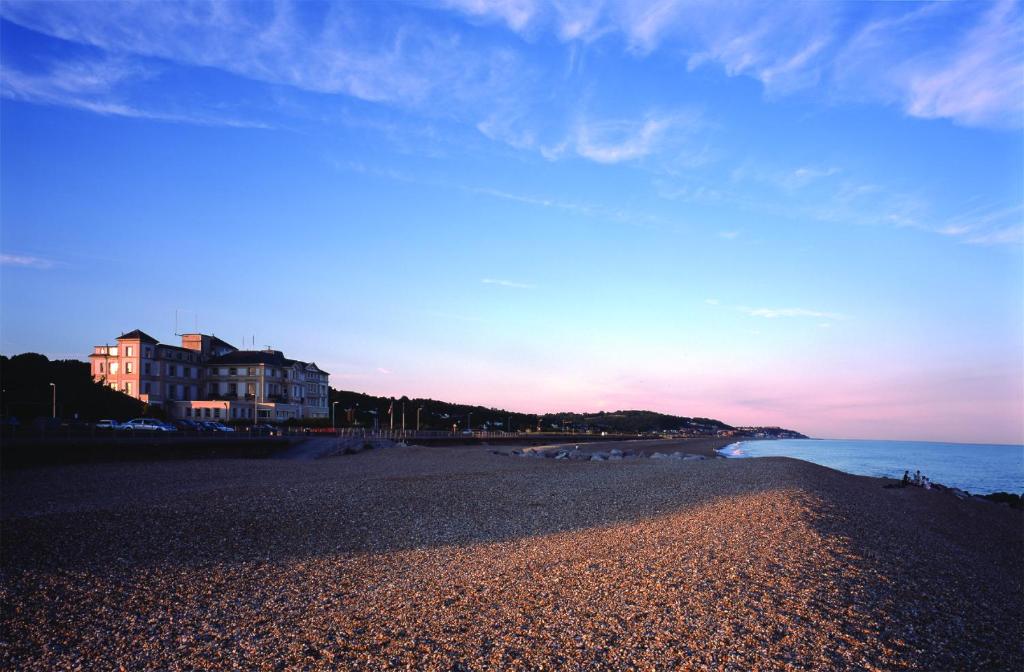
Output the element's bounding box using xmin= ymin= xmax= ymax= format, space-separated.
xmin=2 ymin=440 xmax=1021 ymax=670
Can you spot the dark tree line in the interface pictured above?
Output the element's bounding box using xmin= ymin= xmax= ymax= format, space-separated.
xmin=0 ymin=353 xmax=145 ymax=422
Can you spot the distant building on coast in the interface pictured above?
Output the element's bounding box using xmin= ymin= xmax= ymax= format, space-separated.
xmin=88 ymin=329 xmax=329 ymax=422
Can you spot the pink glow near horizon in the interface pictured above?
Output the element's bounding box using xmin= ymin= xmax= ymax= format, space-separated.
xmin=324 ymin=355 xmax=1024 ymax=445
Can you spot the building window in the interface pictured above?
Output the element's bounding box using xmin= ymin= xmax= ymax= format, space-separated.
xmin=214 ymin=408 xmax=221 ymax=419
xmin=204 ymin=408 xmax=211 ymax=418
xmin=184 ymin=367 xmax=191 ymax=377
xmin=144 ymin=362 xmax=151 ymax=375
xmin=110 ymin=362 xmax=119 ymax=375
xmin=99 ymin=362 xmax=105 ymax=373
xmin=248 ymin=367 xmax=257 ymax=376
xmin=125 ymin=346 xmax=133 ymax=357
xmin=109 ymin=347 xmax=118 ymax=357
xmin=125 ymin=382 xmax=133 ymax=395
xmin=229 ymin=368 xmax=237 ymax=375
xmin=228 ymin=383 xmax=237 ymax=395
xmin=126 ymin=361 xmax=133 ymax=374
xmin=143 ymin=382 xmax=150 ymax=394
xmin=145 ymin=348 xmax=152 ymax=358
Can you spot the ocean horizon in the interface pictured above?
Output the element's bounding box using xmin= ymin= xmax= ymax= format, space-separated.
xmin=720 ymin=438 xmax=1024 ymax=495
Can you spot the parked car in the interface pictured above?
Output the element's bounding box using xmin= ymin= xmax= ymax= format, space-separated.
xmin=96 ymin=419 xmax=120 ymax=430
xmin=173 ymin=419 xmax=201 ymax=431
xmin=200 ymin=421 xmax=233 ymax=433
xmin=159 ymin=422 xmax=179 ymax=432
xmin=31 ymin=417 xmax=62 ymax=431
xmin=249 ymin=423 xmax=278 ymax=436
xmin=117 ymin=418 xmax=172 ymax=432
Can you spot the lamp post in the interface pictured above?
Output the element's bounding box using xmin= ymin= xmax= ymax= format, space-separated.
xmin=467 ymin=411 xmax=472 ymax=434
xmin=416 ymin=406 xmax=423 ymax=432
xmin=332 ymin=401 xmax=338 ymax=431
xmin=49 ymin=382 xmax=56 ymax=418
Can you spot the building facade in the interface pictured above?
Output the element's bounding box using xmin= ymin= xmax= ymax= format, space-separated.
xmin=89 ymin=329 xmax=329 ymax=421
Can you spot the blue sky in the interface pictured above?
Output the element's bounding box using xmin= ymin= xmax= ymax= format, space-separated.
xmin=1 ymin=1 xmax=1022 ymax=443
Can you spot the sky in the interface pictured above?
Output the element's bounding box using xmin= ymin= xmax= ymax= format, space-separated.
xmin=1 ymin=1 xmax=1022 ymax=444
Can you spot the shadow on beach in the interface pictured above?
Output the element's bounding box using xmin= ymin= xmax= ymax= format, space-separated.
xmin=2 ymin=444 xmax=1021 ymax=669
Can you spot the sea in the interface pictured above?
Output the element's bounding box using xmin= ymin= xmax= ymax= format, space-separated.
xmin=719 ymin=439 xmax=1024 ymax=495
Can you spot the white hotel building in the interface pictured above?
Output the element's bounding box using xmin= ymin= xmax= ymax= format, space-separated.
xmin=89 ymin=330 xmax=329 ymax=422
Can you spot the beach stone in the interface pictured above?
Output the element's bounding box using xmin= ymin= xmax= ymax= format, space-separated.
xmin=650 ymin=452 xmax=667 ymax=460
xmin=590 ymin=454 xmax=606 ymax=462
xmin=609 ymin=449 xmax=623 ymax=457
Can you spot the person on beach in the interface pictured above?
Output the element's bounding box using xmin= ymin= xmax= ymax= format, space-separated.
xmin=914 ymin=470 xmax=922 ymax=486
xmin=902 ymin=470 xmax=910 ymax=487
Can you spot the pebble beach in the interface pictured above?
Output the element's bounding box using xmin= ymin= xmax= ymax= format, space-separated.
xmin=2 ymin=441 xmax=1021 ymax=670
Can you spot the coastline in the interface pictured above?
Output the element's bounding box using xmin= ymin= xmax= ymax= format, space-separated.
xmin=2 ymin=442 xmax=1020 ymax=669
xmin=718 ymin=437 xmax=1024 ymax=497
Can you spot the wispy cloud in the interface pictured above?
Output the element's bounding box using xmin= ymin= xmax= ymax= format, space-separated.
xmin=732 ymin=162 xmax=841 ymax=191
xmin=482 ymin=278 xmax=536 ymax=289
xmin=0 ymin=253 xmax=56 ymax=269
xmin=440 ymin=0 xmax=1024 ymax=130
xmin=738 ymin=306 xmax=848 ymax=321
xmin=1 ymin=56 xmax=270 ymax=128
xmin=1 ymin=0 xmax=526 ymax=120
xmin=537 ymin=110 xmax=703 ymax=164
xmin=571 ymin=114 xmax=674 ymax=164
xmin=704 ymin=296 xmax=849 ymax=322
xmin=718 ymin=231 xmax=739 ymax=240
xmin=833 ymin=0 xmax=1024 ymax=129
xmin=441 ymin=0 xmax=540 ymax=33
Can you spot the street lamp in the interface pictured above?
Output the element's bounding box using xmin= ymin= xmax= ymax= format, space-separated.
xmin=416 ymin=406 xmax=423 ymax=432
xmin=332 ymin=401 xmax=339 ymax=431
xmin=467 ymin=411 xmax=472 ymax=434
xmin=49 ymin=382 xmax=56 ymax=418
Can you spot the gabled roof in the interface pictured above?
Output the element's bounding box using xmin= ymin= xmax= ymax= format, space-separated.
xmin=209 ymin=335 xmax=237 ymax=350
xmin=207 ymin=350 xmax=290 ymax=367
xmin=117 ymin=329 xmax=158 ymax=343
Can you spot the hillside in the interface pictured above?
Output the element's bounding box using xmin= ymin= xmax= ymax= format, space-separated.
xmin=327 ymin=388 xmax=806 ymax=438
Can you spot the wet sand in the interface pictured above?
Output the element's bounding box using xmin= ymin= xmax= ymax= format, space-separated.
xmin=2 ymin=444 xmax=1021 ymax=670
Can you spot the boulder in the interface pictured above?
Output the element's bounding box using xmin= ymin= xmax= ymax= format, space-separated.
xmin=650 ymin=452 xmax=667 ymax=460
